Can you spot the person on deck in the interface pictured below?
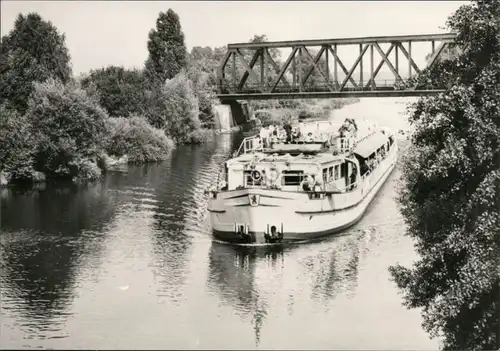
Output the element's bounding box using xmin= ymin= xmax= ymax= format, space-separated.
xmin=298 ymin=120 xmax=305 ymax=137
xmin=270 ymin=129 xmax=279 ymax=146
xmin=260 ymin=126 xmax=269 ymax=148
xmin=283 ymin=123 xmax=293 ymax=143
xmin=349 ymin=167 xmax=357 ymax=191
xmin=305 ymin=132 xmax=314 ymax=143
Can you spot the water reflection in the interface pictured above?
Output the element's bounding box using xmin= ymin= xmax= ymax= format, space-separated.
xmin=0 ymin=181 xmax=116 ymax=338
xmin=150 ymin=134 xmax=238 ymax=300
xmin=206 ymin=232 xmax=364 ymax=347
xmin=297 ymin=235 xmax=360 ymax=306
xmin=0 ymin=99 xmax=440 ymax=349
xmin=207 ymin=242 xmax=284 ymax=346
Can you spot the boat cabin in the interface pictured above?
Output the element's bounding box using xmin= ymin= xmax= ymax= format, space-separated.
xmin=224 ymin=135 xmax=360 ymax=194
xmin=219 ymin=120 xmax=392 ymax=195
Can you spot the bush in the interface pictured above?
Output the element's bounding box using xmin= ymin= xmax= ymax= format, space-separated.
xmin=105 ymin=116 xmax=174 ymax=162
xmin=185 ymin=128 xmax=214 ymax=145
xmin=0 ymin=104 xmax=36 ymax=180
xmin=26 ymin=79 xmax=107 ymax=180
xmin=145 ymin=71 xmax=201 ymax=143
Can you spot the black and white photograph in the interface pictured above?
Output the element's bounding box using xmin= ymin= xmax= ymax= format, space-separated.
xmin=0 ymin=0 xmax=499 ymax=349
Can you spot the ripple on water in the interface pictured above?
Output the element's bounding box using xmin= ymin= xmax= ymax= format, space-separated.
xmin=1 ymin=116 xmax=436 ymax=349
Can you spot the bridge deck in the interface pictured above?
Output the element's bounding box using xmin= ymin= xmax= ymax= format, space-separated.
xmin=217 ymin=90 xmax=444 ymax=101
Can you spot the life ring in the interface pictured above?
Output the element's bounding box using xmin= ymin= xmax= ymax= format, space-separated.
xmin=251 ymin=170 xmax=262 ymax=182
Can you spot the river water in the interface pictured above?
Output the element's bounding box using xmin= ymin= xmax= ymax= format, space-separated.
xmin=0 ymin=97 xmax=438 ymax=350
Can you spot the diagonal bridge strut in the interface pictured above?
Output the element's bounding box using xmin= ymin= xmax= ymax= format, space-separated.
xmin=216 ymin=33 xmax=457 ymax=101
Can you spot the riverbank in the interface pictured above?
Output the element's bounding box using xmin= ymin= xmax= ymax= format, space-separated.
xmin=0 ymin=96 xmax=358 ymax=188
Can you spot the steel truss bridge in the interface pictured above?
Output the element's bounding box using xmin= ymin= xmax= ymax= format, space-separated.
xmin=216 ymin=33 xmax=457 ymax=102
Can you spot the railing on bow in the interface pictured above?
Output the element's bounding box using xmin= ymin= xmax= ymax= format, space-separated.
xmin=235 ymin=136 xmax=263 ymax=156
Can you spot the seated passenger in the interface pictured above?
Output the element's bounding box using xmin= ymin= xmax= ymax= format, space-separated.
xmin=305 ymin=132 xmax=314 ymax=143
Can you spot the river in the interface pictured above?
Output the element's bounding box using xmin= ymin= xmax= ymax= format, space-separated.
xmin=0 ymin=97 xmax=438 ymax=350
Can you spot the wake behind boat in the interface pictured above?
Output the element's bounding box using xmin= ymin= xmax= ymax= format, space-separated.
xmin=205 ymin=117 xmax=398 ymax=244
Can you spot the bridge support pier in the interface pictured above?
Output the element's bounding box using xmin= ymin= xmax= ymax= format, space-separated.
xmin=227 ymin=101 xmax=253 ymax=126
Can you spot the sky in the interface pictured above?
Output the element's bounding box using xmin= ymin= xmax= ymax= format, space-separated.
xmin=1 ymin=1 xmax=467 ymax=75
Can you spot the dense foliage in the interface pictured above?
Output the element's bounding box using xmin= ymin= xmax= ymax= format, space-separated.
xmin=0 ymin=104 xmax=36 ymax=181
xmin=145 ymin=9 xmax=188 ymax=84
xmin=105 ymin=116 xmax=174 ymax=163
xmin=80 ymin=66 xmax=149 ymax=117
xmin=0 ymin=13 xmax=72 ymax=114
xmin=389 ymin=1 xmax=500 ymax=350
xmin=0 ymin=9 xmax=358 ymax=186
xmin=186 ymin=46 xmax=226 ymax=129
xmin=145 ymin=71 xmax=200 ymax=143
xmin=27 ymin=79 xmax=108 ymax=180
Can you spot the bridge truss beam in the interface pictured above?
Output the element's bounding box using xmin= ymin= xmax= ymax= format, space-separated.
xmin=217 ymin=33 xmax=456 ymax=101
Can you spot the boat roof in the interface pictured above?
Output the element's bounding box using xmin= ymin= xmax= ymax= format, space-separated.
xmin=262 ymin=142 xmax=326 ymax=155
xmin=353 ymin=131 xmax=388 ymax=158
xmin=228 ymin=149 xmax=346 ymax=166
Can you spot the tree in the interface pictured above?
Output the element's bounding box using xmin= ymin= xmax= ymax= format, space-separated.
xmin=145 ymin=71 xmax=200 ymax=143
xmin=0 ymin=13 xmax=72 ymax=113
xmin=0 ymin=104 xmax=36 ymax=180
xmin=186 ymin=46 xmax=224 ymax=129
xmin=389 ymin=1 xmax=500 ymax=350
xmin=292 ymin=47 xmax=331 ymax=89
xmin=80 ymin=66 xmax=149 ymax=117
xmin=145 ymin=9 xmax=187 ymax=84
xmin=226 ymin=34 xmax=281 ymax=89
xmin=26 ymin=79 xmax=108 ymax=180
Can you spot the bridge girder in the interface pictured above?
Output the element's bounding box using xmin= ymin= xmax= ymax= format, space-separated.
xmin=216 ymin=33 xmax=457 ymax=101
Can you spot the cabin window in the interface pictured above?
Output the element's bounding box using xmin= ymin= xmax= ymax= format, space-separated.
xmin=244 ymin=170 xmax=265 ymax=186
xmin=282 ymin=170 xmax=304 ymax=186
xmin=322 ymin=168 xmax=328 ymax=181
xmin=334 ymin=165 xmax=340 ymax=179
xmin=328 ymin=166 xmax=334 ymax=180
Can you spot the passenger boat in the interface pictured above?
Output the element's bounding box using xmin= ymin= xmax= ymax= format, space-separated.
xmin=205 ymin=118 xmax=398 ymax=244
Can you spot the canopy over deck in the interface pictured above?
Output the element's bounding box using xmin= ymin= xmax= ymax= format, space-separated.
xmin=353 ymin=132 xmax=388 ymax=158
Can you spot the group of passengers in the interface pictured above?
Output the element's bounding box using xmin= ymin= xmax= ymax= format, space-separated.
xmin=259 ymin=120 xmax=316 ymax=148
xmin=360 ymin=147 xmax=388 ymax=175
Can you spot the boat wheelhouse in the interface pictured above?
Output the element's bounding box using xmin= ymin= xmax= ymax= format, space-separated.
xmin=206 ymin=118 xmax=398 ymax=244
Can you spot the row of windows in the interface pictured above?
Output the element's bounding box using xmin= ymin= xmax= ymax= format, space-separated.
xmin=243 ymin=165 xmax=345 ymax=187
xmin=244 ymin=170 xmax=305 ymax=186
xmin=322 ymin=165 xmax=341 ymax=182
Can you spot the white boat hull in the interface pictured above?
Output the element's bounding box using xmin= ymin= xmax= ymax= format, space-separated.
xmin=208 ymin=145 xmax=398 ymax=244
